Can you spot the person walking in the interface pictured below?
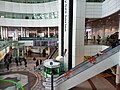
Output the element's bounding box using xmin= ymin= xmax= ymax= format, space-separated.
xmin=23 ymin=58 xmax=27 ymax=67
xmin=36 ymin=60 xmax=39 ymax=67
xmin=19 ymin=58 xmax=22 ymax=66
xmin=106 ymin=35 xmax=109 ymax=45
xmin=33 ymin=57 xmax=36 ymax=61
xmin=97 ymin=35 xmax=101 ymax=45
xmin=93 ymin=35 xmax=96 ymax=44
xmin=6 ymin=59 xmax=9 ymax=70
xmin=15 ymin=57 xmax=19 ymax=66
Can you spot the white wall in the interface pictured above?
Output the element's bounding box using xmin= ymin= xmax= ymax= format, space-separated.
xmin=102 ymin=0 xmax=120 ymax=17
xmin=0 ymin=1 xmax=59 ymax=27
xmin=0 ymin=1 xmax=58 ymax=13
xmin=0 ymin=0 xmax=120 ymax=27
xmin=86 ymin=2 xmax=102 ymax=18
xmin=86 ymin=0 xmax=120 ymax=18
xmin=84 ymin=45 xmax=109 ymax=56
xmin=0 ymin=18 xmax=59 ymax=27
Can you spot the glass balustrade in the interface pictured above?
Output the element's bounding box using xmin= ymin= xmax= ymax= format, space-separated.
xmin=0 ymin=11 xmax=58 ymax=19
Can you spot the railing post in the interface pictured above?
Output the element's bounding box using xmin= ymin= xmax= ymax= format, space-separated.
xmin=51 ymin=69 xmax=54 ymax=90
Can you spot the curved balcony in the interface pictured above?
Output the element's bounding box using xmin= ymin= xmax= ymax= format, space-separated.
xmin=0 ymin=0 xmax=57 ymax=3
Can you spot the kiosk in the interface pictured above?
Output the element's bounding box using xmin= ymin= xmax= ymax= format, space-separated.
xmin=43 ymin=59 xmax=60 ymax=78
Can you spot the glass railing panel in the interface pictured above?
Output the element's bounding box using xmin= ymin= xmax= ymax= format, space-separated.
xmin=0 ymin=11 xmax=59 ymax=19
xmin=18 ymin=37 xmax=58 ymax=41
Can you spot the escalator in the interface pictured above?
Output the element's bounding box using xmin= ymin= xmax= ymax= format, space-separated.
xmin=46 ymin=47 xmax=58 ymax=59
xmin=43 ymin=43 xmax=120 ymax=90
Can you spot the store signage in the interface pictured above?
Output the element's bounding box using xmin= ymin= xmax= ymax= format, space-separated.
xmin=64 ymin=0 xmax=69 ymax=32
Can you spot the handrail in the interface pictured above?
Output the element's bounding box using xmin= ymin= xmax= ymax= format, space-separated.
xmin=0 ymin=79 xmax=24 ymax=90
xmin=18 ymin=37 xmax=58 ymax=41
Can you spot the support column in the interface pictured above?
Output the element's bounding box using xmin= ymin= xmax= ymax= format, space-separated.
xmin=0 ymin=27 xmax=3 ymax=39
xmin=17 ymin=48 xmax=19 ymax=57
xmin=23 ymin=29 xmax=25 ymax=37
xmin=116 ymin=65 xmax=120 ymax=85
xmin=48 ymin=27 xmax=50 ymax=37
xmin=72 ymin=0 xmax=86 ymax=67
xmin=5 ymin=28 xmax=8 ymax=38
xmin=63 ymin=0 xmax=75 ymax=71
xmin=15 ymin=29 xmax=18 ymax=41
xmin=119 ymin=17 xmax=120 ymax=39
xmin=48 ymin=27 xmax=50 ymax=55
xmin=116 ymin=17 xmax=120 ymax=84
xmin=21 ymin=27 xmax=23 ymax=37
xmin=24 ymin=29 xmax=27 ymax=37
xmin=58 ymin=0 xmax=63 ymax=56
xmin=3 ymin=28 xmax=6 ymax=39
xmin=53 ymin=29 xmax=56 ymax=36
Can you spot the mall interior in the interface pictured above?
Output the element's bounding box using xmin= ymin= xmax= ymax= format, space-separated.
xmin=0 ymin=0 xmax=120 ymax=90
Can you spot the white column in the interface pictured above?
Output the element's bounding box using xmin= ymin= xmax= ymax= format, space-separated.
xmin=0 ymin=27 xmax=3 ymax=39
xmin=63 ymin=0 xmax=70 ymax=71
xmin=48 ymin=27 xmax=50 ymax=55
xmin=18 ymin=49 xmax=19 ymax=57
xmin=119 ymin=17 xmax=120 ymax=39
xmin=15 ymin=29 xmax=18 ymax=41
xmin=58 ymin=0 xmax=62 ymax=56
xmin=21 ymin=27 xmax=23 ymax=37
xmin=54 ymin=29 xmax=56 ymax=36
xmin=116 ymin=44 xmax=120 ymax=84
xmin=23 ymin=29 xmax=25 ymax=37
xmin=48 ymin=27 xmax=50 ymax=37
xmin=116 ymin=65 xmax=120 ymax=85
xmin=5 ymin=28 xmax=8 ymax=38
xmin=3 ymin=28 xmax=6 ymax=39
xmin=72 ymin=0 xmax=86 ymax=67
